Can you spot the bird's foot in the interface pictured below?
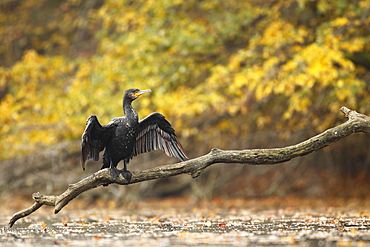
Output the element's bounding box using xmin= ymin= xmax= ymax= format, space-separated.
xmin=110 ymin=167 xmax=121 ymax=181
xmin=109 ymin=167 xmax=132 ymax=182
xmin=119 ymin=169 xmax=132 ymax=183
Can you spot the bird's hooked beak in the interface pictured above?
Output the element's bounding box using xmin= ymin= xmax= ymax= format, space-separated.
xmin=135 ymin=89 xmax=152 ymax=97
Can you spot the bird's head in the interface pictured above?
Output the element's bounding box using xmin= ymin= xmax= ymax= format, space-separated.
xmin=125 ymin=88 xmax=152 ymax=101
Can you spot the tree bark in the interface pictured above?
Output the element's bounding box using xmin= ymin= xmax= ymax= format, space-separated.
xmin=8 ymin=107 xmax=370 ymax=227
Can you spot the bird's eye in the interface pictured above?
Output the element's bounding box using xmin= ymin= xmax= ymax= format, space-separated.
xmin=128 ymin=92 xmax=134 ymax=98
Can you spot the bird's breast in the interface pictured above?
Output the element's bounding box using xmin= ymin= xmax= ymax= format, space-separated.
xmin=106 ymin=123 xmax=138 ymax=160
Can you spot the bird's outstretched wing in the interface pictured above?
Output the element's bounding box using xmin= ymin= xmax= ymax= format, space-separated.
xmin=81 ymin=115 xmax=115 ymax=170
xmin=133 ymin=112 xmax=188 ymax=161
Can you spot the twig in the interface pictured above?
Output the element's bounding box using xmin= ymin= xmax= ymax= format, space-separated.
xmin=8 ymin=107 xmax=370 ymax=227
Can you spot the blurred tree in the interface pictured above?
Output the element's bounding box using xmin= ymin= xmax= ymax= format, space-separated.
xmin=0 ymin=0 xmax=369 ymax=198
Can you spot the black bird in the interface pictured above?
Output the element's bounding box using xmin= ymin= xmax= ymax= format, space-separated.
xmin=81 ymin=88 xmax=187 ymax=182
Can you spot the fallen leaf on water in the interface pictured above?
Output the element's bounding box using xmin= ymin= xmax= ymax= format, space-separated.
xmin=337 ymin=240 xmax=352 ymax=247
xmin=205 ymin=221 xmax=212 ymax=227
xmin=62 ymin=217 xmax=68 ymax=227
xmin=149 ymin=216 xmax=163 ymax=223
xmin=218 ymin=223 xmax=227 ymax=228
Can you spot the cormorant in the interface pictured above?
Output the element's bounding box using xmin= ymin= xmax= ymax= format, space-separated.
xmin=81 ymin=88 xmax=187 ymax=182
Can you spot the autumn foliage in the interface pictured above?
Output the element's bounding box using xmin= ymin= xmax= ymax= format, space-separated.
xmin=0 ymin=0 xmax=369 ymax=197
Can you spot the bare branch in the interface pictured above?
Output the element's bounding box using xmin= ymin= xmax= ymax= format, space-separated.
xmin=8 ymin=107 xmax=370 ymax=227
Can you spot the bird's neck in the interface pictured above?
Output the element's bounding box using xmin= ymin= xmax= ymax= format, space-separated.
xmin=123 ymin=99 xmax=138 ymax=124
